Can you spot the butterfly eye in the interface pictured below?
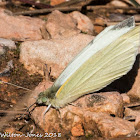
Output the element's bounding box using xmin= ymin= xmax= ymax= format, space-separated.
xmin=42 ymin=97 xmax=47 ymax=103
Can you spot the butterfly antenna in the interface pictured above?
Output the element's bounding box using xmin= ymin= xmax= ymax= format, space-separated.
xmin=43 ymin=64 xmax=51 ymax=81
xmin=0 ymin=80 xmax=32 ymax=91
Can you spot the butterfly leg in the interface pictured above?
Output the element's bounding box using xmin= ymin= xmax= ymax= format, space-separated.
xmin=43 ymin=104 xmax=51 ymax=126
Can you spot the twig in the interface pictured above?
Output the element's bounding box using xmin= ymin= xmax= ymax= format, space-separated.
xmin=87 ymin=5 xmax=140 ymax=11
xmin=14 ymin=0 xmax=53 ymax=9
xmin=129 ymin=0 xmax=140 ymax=7
xmin=0 ymin=110 xmax=28 ymax=115
xmin=55 ymin=0 xmax=83 ymax=7
xmin=14 ymin=6 xmax=82 ymax=15
xmin=0 ymin=80 xmax=32 ymax=91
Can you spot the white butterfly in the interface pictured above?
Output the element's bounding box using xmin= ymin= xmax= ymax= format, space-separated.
xmin=36 ymin=17 xmax=140 ymax=112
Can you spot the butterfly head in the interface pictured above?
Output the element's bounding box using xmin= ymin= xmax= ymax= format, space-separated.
xmin=36 ymin=86 xmax=57 ymax=106
xmin=37 ymin=91 xmax=50 ymax=105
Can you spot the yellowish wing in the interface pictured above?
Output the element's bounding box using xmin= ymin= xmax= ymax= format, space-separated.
xmin=53 ymin=17 xmax=135 ymax=88
xmin=54 ymin=26 xmax=140 ymax=107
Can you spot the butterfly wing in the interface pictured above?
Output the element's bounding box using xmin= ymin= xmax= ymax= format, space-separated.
xmin=53 ymin=17 xmax=135 ymax=88
xmin=53 ymin=26 xmax=140 ymax=108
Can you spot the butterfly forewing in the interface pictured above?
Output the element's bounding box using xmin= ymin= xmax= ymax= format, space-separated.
xmin=54 ymin=26 xmax=140 ymax=107
xmin=53 ymin=17 xmax=135 ymax=88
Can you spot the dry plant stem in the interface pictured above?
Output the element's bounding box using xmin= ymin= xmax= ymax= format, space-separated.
xmin=55 ymin=0 xmax=87 ymax=7
xmin=0 ymin=80 xmax=32 ymax=91
xmin=0 ymin=110 xmax=28 ymax=115
xmin=14 ymin=0 xmax=53 ymax=9
xmin=14 ymin=6 xmax=82 ymax=15
xmin=87 ymin=5 xmax=140 ymax=11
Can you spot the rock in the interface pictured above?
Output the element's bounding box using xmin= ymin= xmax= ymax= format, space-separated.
xmin=50 ymin=0 xmax=66 ymax=6
xmin=0 ymin=8 xmax=45 ymax=41
xmin=83 ymin=111 xmax=135 ymax=138
xmin=94 ymin=18 xmax=105 ymax=26
xmin=94 ymin=26 xmax=104 ymax=34
xmin=73 ymin=92 xmax=124 ymax=117
xmin=0 ymin=38 xmax=16 ymax=49
xmin=121 ymin=93 xmax=130 ymax=104
xmin=0 ymin=46 xmax=5 ymax=55
xmin=70 ymin=11 xmax=94 ymax=35
xmin=20 ymin=34 xmax=94 ymax=78
xmin=0 ymin=38 xmax=16 ymax=55
xmin=127 ymin=68 xmax=140 ymax=99
xmin=135 ymin=115 xmax=140 ymax=129
xmin=135 ymin=15 xmax=140 ymax=22
xmin=71 ymin=123 xmax=84 ymax=136
xmin=27 ymin=80 xmax=129 ymax=138
xmin=107 ymin=0 xmax=129 ymax=7
xmin=124 ymin=108 xmax=140 ymax=120
xmin=45 ymin=10 xmax=80 ymax=39
xmin=5 ymin=127 xmax=16 ymax=133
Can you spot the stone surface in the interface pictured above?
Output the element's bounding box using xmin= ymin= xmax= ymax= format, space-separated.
xmin=108 ymin=0 xmax=129 ymax=7
xmin=27 ymin=80 xmax=133 ymax=138
xmin=50 ymin=0 xmax=65 ymax=6
xmin=121 ymin=93 xmax=130 ymax=104
xmin=94 ymin=18 xmax=105 ymax=26
xmin=94 ymin=26 xmax=104 ymax=34
xmin=0 ymin=46 xmax=5 ymax=55
xmin=0 ymin=38 xmax=16 ymax=49
xmin=0 ymin=38 xmax=16 ymax=55
xmin=73 ymin=92 xmax=124 ymax=117
xmin=0 ymin=8 xmax=45 ymax=41
xmin=45 ymin=10 xmax=80 ymax=39
xmin=71 ymin=123 xmax=84 ymax=136
xmin=20 ymin=34 xmax=94 ymax=78
xmin=83 ymin=112 xmax=134 ymax=138
xmin=70 ymin=11 xmax=94 ymax=35
xmin=135 ymin=115 xmax=140 ymax=129
xmin=124 ymin=108 xmax=140 ymax=120
xmin=127 ymin=68 xmax=140 ymax=99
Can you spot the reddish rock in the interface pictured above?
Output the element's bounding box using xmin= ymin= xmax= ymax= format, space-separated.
xmin=71 ymin=123 xmax=84 ymax=136
xmin=94 ymin=18 xmax=105 ymax=26
xmin=70 ymin=11 xmax=94 ymax=35
xmin=0 ymin=8 xmax=45 ymax=41
xmin=121 ymin=93 xmax=130 ymax=104
xmin=20 ymin=34 xmax=94 ymax=78
xmin=73 ymin=92 xmax=124 ymax=117
xmin=127 ymin=68 xmax=140 ymax=99
xmin=45 ymin=10 xmax=80 ymax=39
xmin=5 ymin=127 xmax=16 ymax=133
xmin=135 ymin=115 xmax=140 ymax=129
xmin=94 ymin=26 xmax=104 ymax=34
xmin=27 ymin=80 xmax=133 ymax=138
xmin=83 ymin=111 xmax=135 ymax=138
xmin=107 ymin=0 xmax=129 ymax=7
xmin=50 ymin=0 xmax=66 ymax=6
xmin=124 ymin=108 xmax=140 ymax=120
